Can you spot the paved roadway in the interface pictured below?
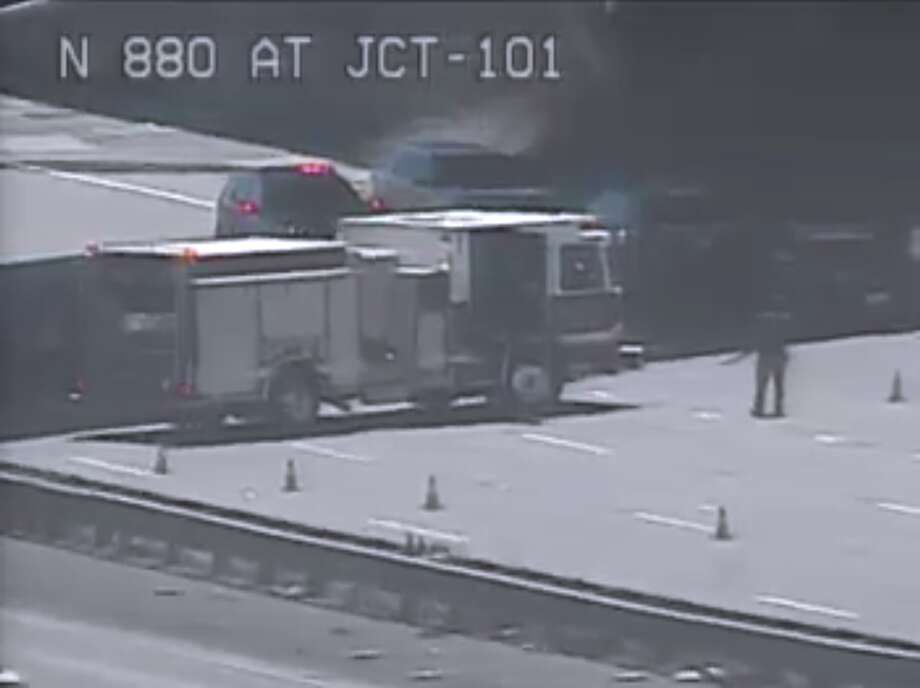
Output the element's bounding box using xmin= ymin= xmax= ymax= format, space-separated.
xmin=4 ymin=332 xmax=920 ymax=648
xmin=0 ymin=538 xmax=681 ymax=687
xmin=0 ymin=94 xmax=371 ymax=261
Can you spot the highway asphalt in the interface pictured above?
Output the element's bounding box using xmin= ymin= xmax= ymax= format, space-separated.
xmin=5 ymin=332 xmax=920 ymax=647
xmin=0 ymin=537 xmax=680 ymax=687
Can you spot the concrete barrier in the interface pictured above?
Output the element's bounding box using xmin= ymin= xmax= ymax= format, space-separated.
xmin=1 ymin=463 xmax=919 ymax=686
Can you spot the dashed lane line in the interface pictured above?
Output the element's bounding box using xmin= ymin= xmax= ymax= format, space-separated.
xmin=520 ymin=432 xmax=610 ymax=456
xmin=633 ymin=511 xmax=712 ymax=535
xmin=877 ymin=501 xmax=920 ymax=518
xmin=67 ymin=455 xmax=153 ymax=477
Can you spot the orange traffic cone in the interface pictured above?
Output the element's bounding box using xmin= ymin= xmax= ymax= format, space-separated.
xmin=714 ymin=506 xmax=732 ymax=541
xmin=153 ymin=445 xmax=169 ymax=475
xmin=283 ymin=459 xmax=300 ymax=492
xmin=423 ymin=475 xmax=443 ymax=511
xmin=888 ymin=371 xmax=906 ymax=403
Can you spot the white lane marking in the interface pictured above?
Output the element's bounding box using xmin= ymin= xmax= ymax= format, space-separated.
xmin=591 ymin=390 xmax=616 ymax=400
xmin=877 ymin=501 xmax=920 ymax=517
xmin=754 ymin=595 xmax=859 ymax=621
xmin=290 ymin=442 xmax=374 ymax=464
xmin=24 ymin=165 xmax=215 ymax=210
xmin=408 ymin=668 xmax=446 ymax=681
xmin=68 ymin=456 xmax=152 ymax=477
xmin=814 ymin=433 xmax=846 ymax=445
xmin=521 ymin=432 xmax=610 ymax=456
xmin=692 ymin=409 xmax=723 ymax=421
xmin=633 ymin=511 xmax=711 ymax=534
xmin=366 ymin=518 xmax=469 ymax=545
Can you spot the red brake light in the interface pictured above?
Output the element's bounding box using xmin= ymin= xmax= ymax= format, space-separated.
xmin=84 ymin=242 xmax=100 ymax=257
xmin=179 ymin=247 xmax=199 ymax=265
xmin=297 ymin=162 xmax=333 ymax=176
xmin=370 ymin=197 xmax=387 ymax=211
xmin=176 ymin=382 xmax=194 ymax=398
xmin=237 ymin=200 xmax=260 ymax=216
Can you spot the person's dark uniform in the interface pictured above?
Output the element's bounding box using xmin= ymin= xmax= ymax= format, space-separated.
xmin=750 ymin=298 xmax=792 ymax=418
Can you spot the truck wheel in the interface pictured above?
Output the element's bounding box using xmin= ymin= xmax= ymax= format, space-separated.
xmin=509 ymin=363 xmax=554 ymax=410
xmin=270 ymin=374 xmax=318 ymax=428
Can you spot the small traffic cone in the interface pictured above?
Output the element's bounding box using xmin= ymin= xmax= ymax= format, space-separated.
xmin=283 ymin=459 xmax=300 ymax=493
xmin=888 ymin=371 xmax=906 ymax=403
xmin=714 ymin=506 xmax=732 ymax=541
xmin=152 ymin=445 xmax=169 ymax=475
xmin=423 ymin=475 xmax=443 ymax=511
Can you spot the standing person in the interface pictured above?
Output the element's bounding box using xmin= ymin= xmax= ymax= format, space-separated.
xmin=723 ymin=291 xmax=792 ymax=418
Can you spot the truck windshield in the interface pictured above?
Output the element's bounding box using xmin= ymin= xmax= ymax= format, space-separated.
xmin=560 ymin=245 xmax=605 ymax=292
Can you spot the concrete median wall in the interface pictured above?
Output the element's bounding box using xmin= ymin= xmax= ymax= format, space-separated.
xmin=2 ymin=464 xmax=919 ymax=686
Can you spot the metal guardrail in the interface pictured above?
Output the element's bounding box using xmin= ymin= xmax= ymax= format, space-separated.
xmin=1 ymin=461 xmax=919 ymax=686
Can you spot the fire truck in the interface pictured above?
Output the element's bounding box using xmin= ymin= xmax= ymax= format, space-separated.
xmin=69 ymin=210 xmax=629 ymax=427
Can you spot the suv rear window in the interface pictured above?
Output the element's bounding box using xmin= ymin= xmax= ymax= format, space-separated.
xmin=262 ymin=171 xmax=367 ymax=221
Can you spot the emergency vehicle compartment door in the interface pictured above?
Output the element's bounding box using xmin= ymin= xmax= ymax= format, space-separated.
xmin=414 ymin=271 xmax=449 ymax=385
xmin=356 ymin=260 xmax=409 ymax=399
xmin=259 ymin=280 xmax=326 ymax=366
xmin=469 ymin=230 xmax=547 ymax=339
xmin=194 ymin=285 xmax=259 ymax=396
xmin=327 ymin=274 xmax=360 ymax=391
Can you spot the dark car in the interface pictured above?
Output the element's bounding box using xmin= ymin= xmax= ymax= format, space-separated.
xmin=369 ymin=141 xmax=570 ymax=211
xmin=215 ymin=161 xmax=375 ymax=239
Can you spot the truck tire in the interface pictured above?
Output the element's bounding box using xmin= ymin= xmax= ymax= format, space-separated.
xmin=509 ymin=363 xmax=554 ymax=410
xmin=270 ymin=373 xmax=318 ymax=428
